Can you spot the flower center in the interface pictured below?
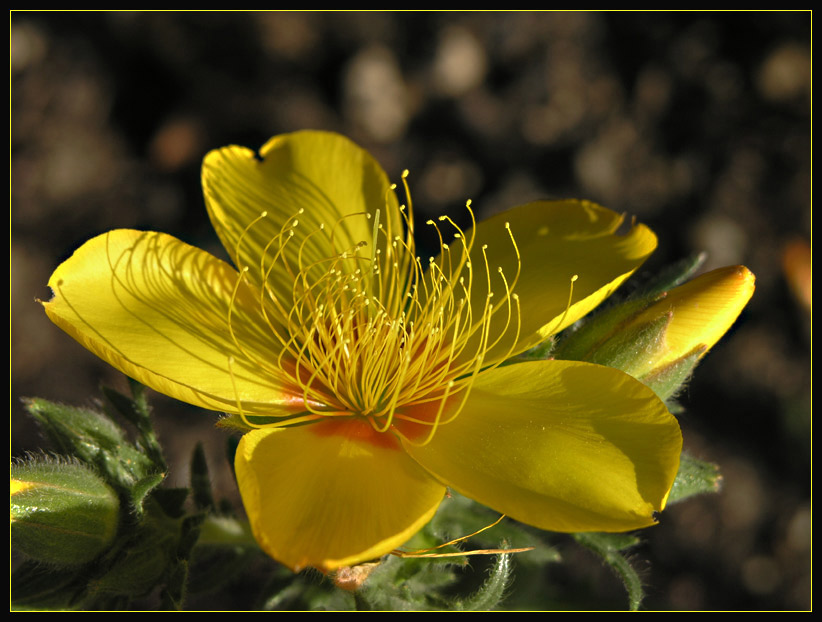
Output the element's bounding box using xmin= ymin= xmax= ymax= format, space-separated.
xmin=227 ymin=172 xmax=522 ymax=445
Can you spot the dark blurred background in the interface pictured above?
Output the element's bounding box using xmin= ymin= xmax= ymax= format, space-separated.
xmin=10 ymin=11 xmax=811 ymax=610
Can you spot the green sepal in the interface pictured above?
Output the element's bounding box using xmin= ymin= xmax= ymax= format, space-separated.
xmin=129 ymin=472 xmax=167 ymax=516
xmin=639 ymin=345 xmax=706 ymax=401
xmin=573 ymin=532 xmax=644 ymax=611
xmin=552 ymin=297 xmax=658 ymax=362
xmin=351 ymin=493 xmax=548 ymax=611
xmin=553 ymin=253 xmax=707 ymax=369
xmin=11 ymin=459 xmax=120 ymax=566
xmin=630 ymin=252 xmax=707 ymax=300
xmin=585 ymin=312 xmax=670 ymax=377
xmin=667 ymin=452 xmax=722 ymax=505
xmin=216 ymin=413 xmax=261 ymax=434
xmin=24 ymin=397 xmax=124 ymax=461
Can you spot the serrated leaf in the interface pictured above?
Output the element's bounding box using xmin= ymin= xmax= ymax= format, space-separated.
xmin=667 ymin=452 xmax=722 ymax=504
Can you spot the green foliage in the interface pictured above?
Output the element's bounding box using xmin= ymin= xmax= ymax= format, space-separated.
xmin=12 ymin=387 xmax=198 ymax=610
xmin=668 ymin=453 xmax=723 ymax=504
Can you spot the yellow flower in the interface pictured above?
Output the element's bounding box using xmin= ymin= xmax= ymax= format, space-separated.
xmin=42 ymin=131 xmax=682 ymax=572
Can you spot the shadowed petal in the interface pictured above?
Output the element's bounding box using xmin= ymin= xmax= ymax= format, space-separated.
xmin=236 ymin=419 xmax=445 ymax=572
xmin=43 ymin=229 xmax=305 ymax=415
xmin=404 ymin=360 xmax=681 ymax=533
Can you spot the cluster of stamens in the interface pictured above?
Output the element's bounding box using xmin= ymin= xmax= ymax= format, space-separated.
xmin=228 ymin=172 xmax=522 ymax=445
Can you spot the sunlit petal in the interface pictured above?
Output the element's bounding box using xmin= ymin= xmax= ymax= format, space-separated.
xmin=43 ymin=229 xmax=304 ymax=415
xmin=202 ymin=131 xmax=403 ymax=299
xmin=236 ymin=420 xmax=445 ymax=572
xmin=405 ymin=360 xmax=682 ymax=532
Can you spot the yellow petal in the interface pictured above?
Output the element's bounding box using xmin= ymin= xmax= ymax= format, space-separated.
xmin=404 ymin=360 xmax=681 ymax=532
xmin=637 ymin=265 xmax=755 ymax=369
xmin=202 ymin=130 xmax=402 ymax=299
xmin=43 ymin=229 xmax=304 ymax=415
xmin=447 ymin=200 xmax=657 ymax=362
xmin=235 ymin=420 xmax=445 ymax=572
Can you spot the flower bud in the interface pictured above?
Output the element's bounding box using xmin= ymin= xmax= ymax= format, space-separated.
xmin=556 ymin=266 xmax=755 ymax=398
xmin=11 ymin=460 xmax=120 ymax=566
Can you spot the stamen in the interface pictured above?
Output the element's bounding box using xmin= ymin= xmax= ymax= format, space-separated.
xmin=220 ymin=167 xmax=534 ymax=449
xmin=551 ymin=274 xmax=579 ymax=334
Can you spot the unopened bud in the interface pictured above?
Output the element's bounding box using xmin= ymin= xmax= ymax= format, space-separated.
xmin=11 ymin=460 xmax=120 ymax=565
xmin=632 ymin=265 xmax=755 ymax=367
xmin=556 ymin=266 xmax=755 ymax=398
